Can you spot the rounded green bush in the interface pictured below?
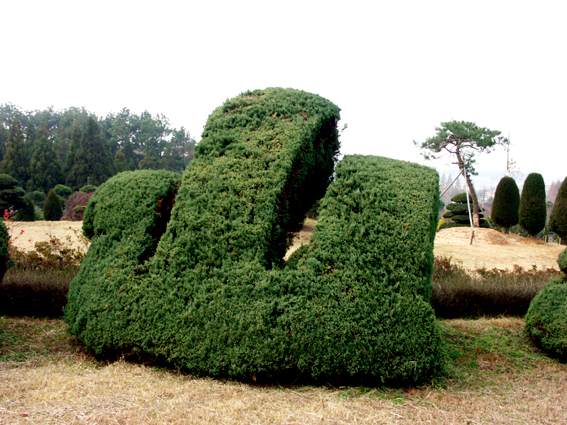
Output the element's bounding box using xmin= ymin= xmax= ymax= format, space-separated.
xmin=79 ymin=184 xmax=97 ymax=193
xmin=525 ymin=275 xmax=567 ymax=361
xmin=54 ymin=184 xmax=73 ymax=199
xmin=65 ymin=88 xmax=445 ymax=385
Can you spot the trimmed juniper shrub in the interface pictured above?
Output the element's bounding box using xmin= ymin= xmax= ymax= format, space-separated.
xmin=65 ymin=88 xmax=444 ymax=385
xmin=43 ymin=189 xmax=63 ymax=221
xmin=79 ymin=184 xmax=97 ymax=193
xmin=441 ymin=192 xmax=488 ymax=228
xmin=525 ymin=249 xmax=567 ymax=362
xmin=559 ymin=248 xmax=567 ymax=275
xmin=519 ymin=173 xmax=546 ymax=237
xmin=491 ymin=176 xmax=520 ymax=233
xmin=54 ymin=184 xmax=73 ymax=199
xmin=550 ymin=177 xmax=567 ymax=242
xmin=14 ymin=195 xmax=36 ymax=221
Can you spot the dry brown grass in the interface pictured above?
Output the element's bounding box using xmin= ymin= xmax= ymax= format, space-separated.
xmin=2 ymin=317 xmax=566 ymax=424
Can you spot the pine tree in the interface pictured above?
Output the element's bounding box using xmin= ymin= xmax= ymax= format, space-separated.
xmin=519 ymin=173 xmax=547 ymax=238
xmin=43 ymin=189 xmax=63 ymax=221
xmin=66 ymin=117 xmax=113 ymax=190
xmin=549 ymin=177 xmax=567 ymax=242
xmin=0 ymin=118 xmax=30 ymax=185
xmin=491 ymin=176 xmax=520 ymax=233
xmin=27 ymin=134 xmax=64 ymax=194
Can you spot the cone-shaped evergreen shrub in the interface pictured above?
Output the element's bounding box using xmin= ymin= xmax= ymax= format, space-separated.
xmin=65 ymin=88 xmax=444 ymax=385
xmin=550 ymin=177 xmax=567 ymax=241
xmin=14 ymin=195 xmax=35 ymax=221
xmin=491 ymin=176 xmax=520 ymax=232
xmin=519 ymin=173 xmax=546 ymax=237
xmin=43 ymin=189 xmax=63 ymax=221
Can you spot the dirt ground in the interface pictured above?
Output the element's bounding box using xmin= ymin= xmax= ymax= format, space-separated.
xmin=5 ymin=220 xmax=88 ymax=254
xmin=7 ymin=219 xmax=564 ymax=272
xmin=286 ymin=220 xmax=565 ymax=272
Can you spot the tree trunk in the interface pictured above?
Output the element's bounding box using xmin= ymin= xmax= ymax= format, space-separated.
xmin=456 ymin=149 xmax=481 ymax=228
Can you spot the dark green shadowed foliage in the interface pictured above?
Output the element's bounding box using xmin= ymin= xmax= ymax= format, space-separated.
xmin=519 ymin=173 xmax=546 ymax=237
xmin=550 ymin=177 xmax=567 ymax=241
xmin=43 ymin=189 xmax=63 ymax=221
xmin=491 ymin=176 xmax=520 ymax=232
xmin=65 ymin=88 xmax=444 ymax=385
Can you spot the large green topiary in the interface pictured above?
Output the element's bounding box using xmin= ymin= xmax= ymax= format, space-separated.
xmin=43 ymin=189 xmax=63 ymax=221
xmin=519 ymin=173 xmax=546 ymax=237
xmin=65 ymin=88 xmax=444 ymax=385
xmin=491 ymin=176 xmax=520 ymax=233
xmin=549 ymin=177 xmax=567 ymax=242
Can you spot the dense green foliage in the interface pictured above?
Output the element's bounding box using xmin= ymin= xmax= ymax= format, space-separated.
xmin=0 ymin=218 xmax=11 ymax=281
xmin=549 ymin=177 xmax=567 ymax=241
xmin=442 ymin=192 xmax=488 ymax=227
xmin=559 ymin=248 xmax=567 ymax=274
xmin=525 ymin=248 xmax=567 ymax=361
xmin=14 ymin=195 xmax=36 ymax=221
xmin=53 ymin=184 xmax=72 ymax=199
xmin=79 ymin=184 xmax=97 ymax=193
xmin=0 ymin=173 xmax=26 ymax=210
xmin=43 ymin=189 xmax=63 ymax=221
xmin=0 ymin=118 xmax=30 ymax=185
xmin=525 ymin=276 xmax=567 ymax=362
xmin=491 ymin=176 xmax=520 ymax=232
xmin=27 ymin=134 xmax=64 ymax=194
xmin=519 ymin=173 xmax=546 ymax=237
xmin=65 ymin=88 xmax=444 ymax=385
xmin=65 ymin=117 xmax=113 ymax=190
xmin=0 ymin=103 xmax=196 ymax=189
xmin=416 ymin=120 xmax=508 ymax=228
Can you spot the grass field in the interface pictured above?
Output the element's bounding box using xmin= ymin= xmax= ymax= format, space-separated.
xmin=1 ymin=316 xmax=566 ymax=424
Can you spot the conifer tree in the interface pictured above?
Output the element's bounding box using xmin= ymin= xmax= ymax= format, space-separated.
xmin=43 ymin=189 xmax=63 ymax=221
xmin=549 ymin=177 xmax=567 ymax=242
xmin=519 ymin=173 xmax=547 ymax=238
xmin=66 ymin=117 xmax=113 ymax=190
xmin=0 ymin=118 xmax=30 ymax=185
xmin=491 ymin=176 xmax=520 ymax=233
xmin=27 ymin=133 xmax=64 ymax=194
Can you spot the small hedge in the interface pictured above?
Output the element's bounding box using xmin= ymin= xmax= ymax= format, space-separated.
xmin=65 ymin=88 xmax=444 ymax=385
xmin=525 ymin=249 xmax=567 ymax=361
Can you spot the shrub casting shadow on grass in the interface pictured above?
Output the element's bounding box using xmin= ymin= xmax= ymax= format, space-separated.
xmin=431 ymin=256 xmax=563 ymax=319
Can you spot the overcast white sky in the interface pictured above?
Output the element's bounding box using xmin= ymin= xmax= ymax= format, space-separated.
xmin=2 ymin=0 xmax=566 ymax=189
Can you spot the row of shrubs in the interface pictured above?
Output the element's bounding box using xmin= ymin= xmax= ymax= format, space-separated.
xmin=3 ymin=246 xmax=562 ymax=321
xmin=0 ymin=173 xmax=97 ymax=222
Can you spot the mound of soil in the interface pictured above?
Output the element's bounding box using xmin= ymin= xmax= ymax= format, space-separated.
xmin=5 ymin=220 xmax=88 ymax=253
xmin=286 ymin=221 xmax=564 ymax=272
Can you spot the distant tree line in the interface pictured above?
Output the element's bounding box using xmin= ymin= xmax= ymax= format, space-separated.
xmin=0 ymin=103 xmax=196 ymax=194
